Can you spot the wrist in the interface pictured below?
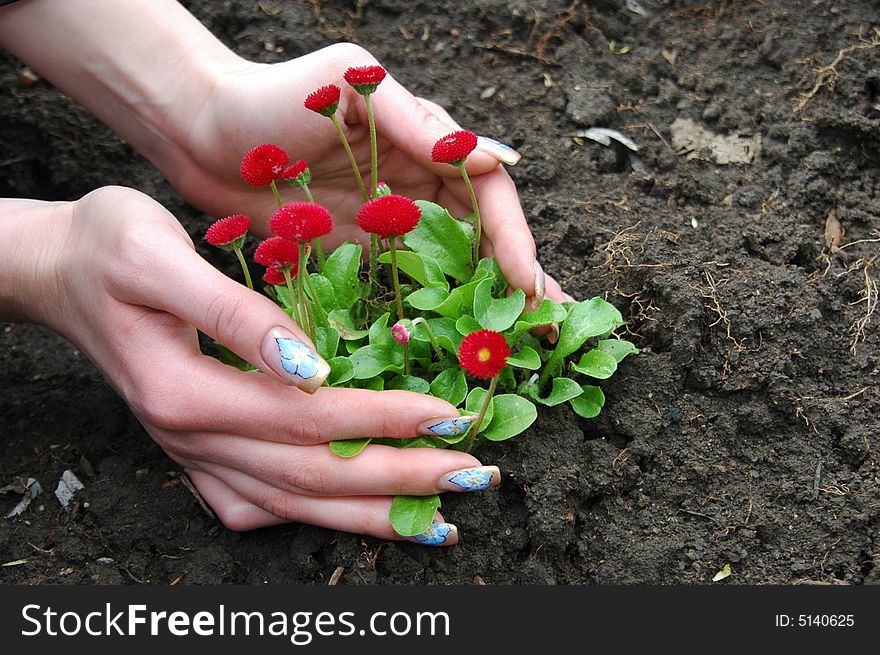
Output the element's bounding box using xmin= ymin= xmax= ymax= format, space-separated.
xmin=0 ymin=198 xmax=73 ymax=325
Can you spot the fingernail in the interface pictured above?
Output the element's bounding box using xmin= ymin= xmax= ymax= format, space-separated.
xmin=438 ymin=466 xmax=500 ymax=492
xmin=548 ymin=322 xmax=560 ymax=344
xmin=405 ymin=523 xmax=459 ymax=546
xmin=534 ymin=260 xmax=546 ymax=303
xmin=419 ymin=414 xmax=478 ymax=437
xmin=562 ymin=292 xmax=577 ymax=303
xmin=261 ymin=328 xmax=329 ymax=394
xmin=477 ymin=136 xmax=521 ymax=165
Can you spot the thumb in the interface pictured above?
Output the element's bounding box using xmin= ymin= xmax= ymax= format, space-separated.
xmin=133 ymin=242 xmax=329 ymax=394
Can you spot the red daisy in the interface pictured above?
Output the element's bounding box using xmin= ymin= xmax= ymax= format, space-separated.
xmin=205 ymin=214 xmax=251 ymax=249
xmin=254 ymin=236 xmax=299 ymax=271
xmin=240 ymin=143 xmax=289 ymax=186
xmin=263 ymin=267 xmax=289 ymax=286
xmin=304 ymin=84 xmax=341 ymax=117
xmin=343 ymin=65 xmax=387 ymax=94
xmin=458 ymin=329 xmax=510 ymax=379
xmin=270 ymin=202 xmax=334 ymax=242
xmin=355 ymin=195 xmax=421 ymax=239
xmin=431 ymin=130 xmax=478 ymax=165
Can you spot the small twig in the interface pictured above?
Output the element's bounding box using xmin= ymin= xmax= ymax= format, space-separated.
xmin=328 ymin=566 xmax=345 ymax=585
xmin=180 ymin=474 xmax=216 ymax=521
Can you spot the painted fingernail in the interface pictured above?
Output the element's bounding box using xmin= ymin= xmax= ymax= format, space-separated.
xmin=477 ymin=136 xmax=521 ymax=165
xmin=438 ymin=466 xmax=500 ymax=493
xmin=405 ymin=522 xmax=459 ymax=546
xmin=419 ymin=414 xmax=478 ymax=437
xmin=534 ymin=260 xmax=546 ymax=304
xmin=261 ymin=328 xmax=329 ymax=394
xmin=548 ymin=322 xmax=560 ymax=344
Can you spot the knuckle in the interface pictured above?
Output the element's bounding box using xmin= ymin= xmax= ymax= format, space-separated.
xmin=281 ymin=411 xmax=326 ymax=446
xmin=278 ymin=455 xmax=334 ymax=496
xmin=131 ymin=381 xmax=191 ymax=431
xmin=203 ymin=291 xmax=250 ymax=348
xmin=262 ymin=489 xmax=303 ymax=522
xmin=330 ymin=41 xmax=371 ymax=64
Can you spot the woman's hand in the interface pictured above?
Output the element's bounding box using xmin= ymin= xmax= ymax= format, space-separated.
xmin=11 ymin=186 xmax=503 ymax=543
xmin=176 ymin=42 xmax=567 ymax=307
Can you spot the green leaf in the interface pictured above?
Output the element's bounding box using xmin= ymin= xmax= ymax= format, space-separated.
xmin=323 ymin=243 xmax=363 ymax=309
xmin=349 ymin=344 xmax=403 ymax=379
xmin=315 ymin=326 xmax=340 ymax=362
xmin=378 ymin=250 xmax=448 ymax=290
xmin=465 ymin=387 xmax=493 ymax=430
xmin=354 ymin=376 xmax=385 ymax=391
xmin=405 ymin=201 xmax=473 ymax=283
xmin=368 ymin=312 xmax=392 ymax=347
xmin=482 ymin=394 xmax=537 ymax=441
xmin=507 ymin=345 xmax=542 ymax=370
xmin=555 ymin=297 xmax=624 ymax=360
xmin=532 ymin=377 xmax=584 ymax=406
xmin=214 ymin=342 xmax=256 ymax=372
xmin=712 ymin=564 xmax=732 ymax=582
xmin=429 ymin=368 xmax=468 ymax=406
xmin=571 ymin=349 xmax=618 ymax=379
xmin=389 ymin=494 xmax=441 ymax=537
xmin=308 ymin=274 xmax=338 ymax=313
xmin=398 ymin=436 xmax=446 ymax=449
xmin=473 ymin=278 xmax=526 ymax=332
xmin=509 ymin=299 xmax=569 ymax=340
xmin=405 ymin=287 xmax=450 ymax=312
xmin=387 ymin=375 xmax=430 ymax=393
xmin=328 ymin=309 xmax=368 ymax=341
xmin=455 ymin=314 xmax=482 ymax=336
xmin=329 ymin=438 xmax=371 ymax=458
xmin=597 ymin=338 xmax=639 ymax=363
xmin=570 ymin=384 xmax=605 ymax=418
xmin=327 ymin=356 xmax=355 ymax=386
xmin=412 ymin=317 xmax=462 ymax=355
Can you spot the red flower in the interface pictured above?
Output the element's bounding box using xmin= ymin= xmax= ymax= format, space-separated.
xmin=304 ymin=84 xmax=341 ymax=117
xmin=254 ymin=236 xmax=299 ymax=270
xmin=391 ymin=322 xmax=410 ymax=345
xmin=263 ymin=267 xmax=288 ymax=286
xmin=355 ymin=195 xmax=421 ymax=239
xmin=240 ymin=144 xmax=289 ymax=186
xmin=206 ymin=214 xmax=251 ymax=249
xmin=431 ymin=130 xmax=478 ymax=165
xmin=270 ymin=202 xmax=334 ymax=242
xmin=343 ymin=65 xmax=387 ymax=94
xmin=282 ymin=160 xmax=311 ymax=188
xmin=458 ymin=329 xmax=510 ymax=379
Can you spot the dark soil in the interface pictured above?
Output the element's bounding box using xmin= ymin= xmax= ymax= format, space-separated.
xmin=2 ymin=0 xmax=879 ymax=585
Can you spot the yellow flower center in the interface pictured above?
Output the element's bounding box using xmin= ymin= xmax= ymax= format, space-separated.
xmin=478 ymin=347 xmax=492 ymax=362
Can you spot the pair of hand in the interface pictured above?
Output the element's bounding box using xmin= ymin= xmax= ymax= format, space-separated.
xmin=8 ymin=30 xmax=565 ymax=542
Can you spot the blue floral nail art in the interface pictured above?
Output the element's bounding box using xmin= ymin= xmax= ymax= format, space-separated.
xmin=448 ymin=468 xmax=495 ymax=491
xmin=426 ymin=416 xmax=476 ymax=437
xmin=276 ymin=338 xmax=320 ymax=380
xmin=412 ymin=523 xmax=454 ymax=545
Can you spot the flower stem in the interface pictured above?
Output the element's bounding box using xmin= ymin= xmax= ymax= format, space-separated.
xmin=364 ymin=93 xmax=379 ymax=197
xmin=233 ymin=247 xmax=253 ymax=291
xmin=302 ymin=257 xmax=326 ymax=320
xmin=457 ymin=163 xmax=481 ymax=267
xmin=459 ymin=375 xmax=499 ymax=453
xmin=270 ymin=180 xmax=283 ymax=208
xmin=298 ymin=243 xmax=316 ymax=344
xmin=411 ymin=317 xmax=442 ymax=361
xmin=302 ymin=183 xmax=315 ymax=203
xmin=330 ymin=114 xmax=368 ymax=202
xmin=369 ymin=233 xmax=379 ymax=292
xmin=388 ymin=238 xmax=408 ymax=374
xmin=283 ymin=268 xmax=304 ymax=329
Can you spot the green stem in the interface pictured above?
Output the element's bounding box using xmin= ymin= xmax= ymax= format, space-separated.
xmin=233 ymin=247 xmax=253 ymax=291
xmin=270 ymin=180 xmax=283 ymax=208
xmin=283 ymin=268 xmax=304 ymax=329
xmin=459 ymin=375 xmax=499 ymax=453
xmin=411 ymin=317 xmax=442 ymax=361
xmin=369 ymin=233 xmax=379 ymax=292
xmin=330 ymin=114 xmax=368 ymax=202
xmin=313 ymin=237 xmax=325 ymax=272
xmin=458 ymin=163 xmax=481 ymax=267
xmin=298 ymin=243 xmax=316 ymax=344
xmin=302 ymin=263 xmax=326 ymax=320
xmin=364 ymin=93 xmax=378 ymax=197
xmin=388 ymin=238 xmax=408 ymax=374
xmin=302 ymin=183 xmax=315 ymax=203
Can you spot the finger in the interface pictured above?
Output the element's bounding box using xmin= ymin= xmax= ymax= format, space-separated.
xmin=147 ymin=357 xmax=477 ymax=445
xmin=194 ymin=463 xmax=459 ymax=545
xmin=369 ymin=77 xmax=501 ymax=177
xmin=187 ymin=469 xmax=288 ymax=531
xmin=122 ymin=239 xmax=329 ymax=394
xmin=418 ymin=97 xmax=521 ymax=166
xmin=183 ymin=436 xmax=497 ymax=497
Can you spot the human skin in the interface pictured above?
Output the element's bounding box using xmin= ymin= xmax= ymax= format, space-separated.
xmin=0 ymin=0 xmax=567 ymax=541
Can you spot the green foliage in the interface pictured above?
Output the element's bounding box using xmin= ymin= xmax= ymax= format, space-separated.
xmin=240 ymin=196 xmax=635 ymax=540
